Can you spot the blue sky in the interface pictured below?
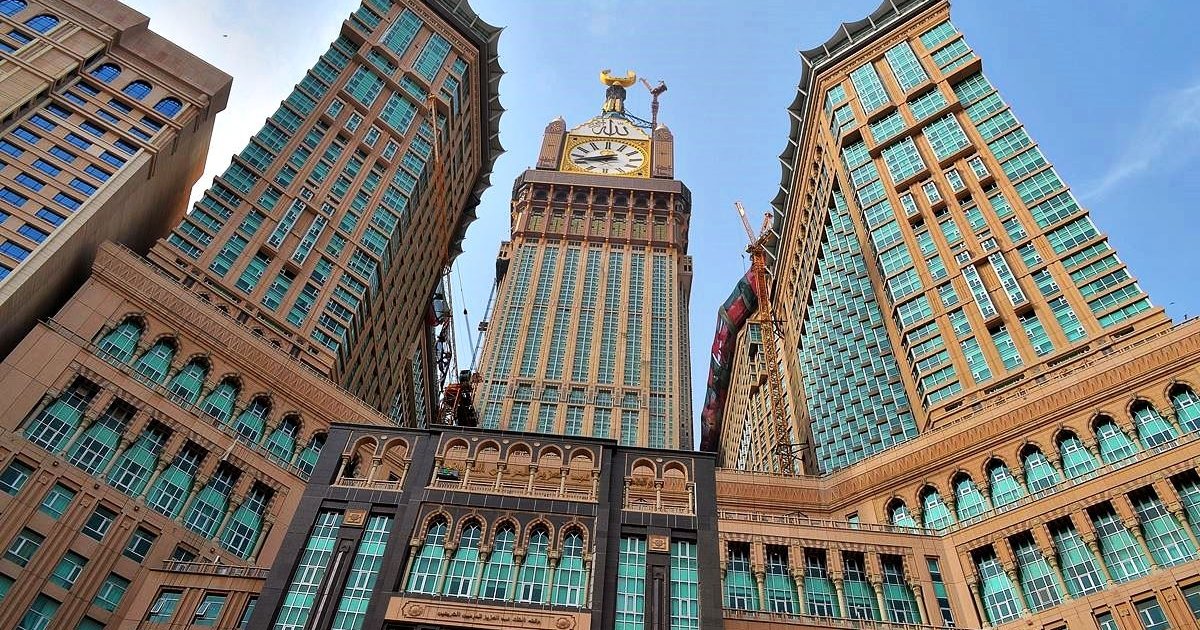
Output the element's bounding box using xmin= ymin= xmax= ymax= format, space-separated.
xmin=126 ymin=0 xmax=1200 ymax=437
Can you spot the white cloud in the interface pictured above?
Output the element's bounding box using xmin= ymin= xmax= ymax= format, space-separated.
xmin=1084 ymin=81 xmax=1200 ymax=200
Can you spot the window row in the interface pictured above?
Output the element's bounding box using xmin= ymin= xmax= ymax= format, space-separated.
xmin=88 ymin=62 xmax=183 ymax=116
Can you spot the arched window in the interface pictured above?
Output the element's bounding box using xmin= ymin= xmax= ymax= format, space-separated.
xmin=552 ymin=529 xmax=587 ymax=606
xmin=1093 ymin=416 xmax=1138 ymax=463
xmin=122 ymin=80 xmax=151 ymax=100
xmin=199 ymin=378 xmax=239 ymax=422
xmin=516 ymin=527 xmax=551 ymax=603
xmin=888 ymin=500 xmax=918 ymax=528
xmin=184 ymin=463 xmax=238 ymax=538
xmin=96 ymin=318 xmax=143 ymax=362
xmin=154 ymin=97 xmax=182 ymax=118
xmin=265 ymin=415 xmax=299 ymax=463
xmin=296 ymin=433 xmax=325 ymax=478
xmin=1021 ymin=446 xmax=1061 ymax=494
xmin=67 ymin=400 xmax=135 ymax=475
xmin=987 ymin=460 xmax=1027 ymax=509
xmin=443 ymin=521 xmax=482 ymax=597
xmin=1057 ymin=432 xmax=1099 ymax=478
xmin=166 ymin=358 xmax=208 ymax=404
xmin=1170 ymin=386 xmax=1200 ymax=433
xmin=724 ymin=542 xmax=758 ymax=611
xmin=107 ymin=421 xmax=169 ymax=496
xmin=953 ymin=473 xmax=990 ymax=521
xmin=0 ymin=1 xmax=27 ymax=17
xmin=920 ymin=487 xmax=955 ymax=530
xmin=23 ymin=378 xmax=98 ymax=453
xmin=133 ymin=338 xmax=176 ymax=383
xmin=231 ymin=396 xmax=270 ymax=443
xmin=406 ymin=518 xmax=448 ymax=594
xmin=1130 ymin=402 xmax=1177 ymax=448
xmin=89 ymin=63 xmax=121 ymax=83
xmin=220 ymin=484 xmax=271 ymax=559
xmin=145 ymin=442 xmax=204 ymax=518
xmin=23 ymin=13 xmax=58 ymax=33
xmin=479 ymin=524 xmax=516 ymax=600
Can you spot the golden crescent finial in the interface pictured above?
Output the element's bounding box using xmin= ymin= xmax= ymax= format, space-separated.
xmin=600 ymin=69 xmax=637 ymax=88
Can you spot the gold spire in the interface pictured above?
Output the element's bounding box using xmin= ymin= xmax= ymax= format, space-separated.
xmin=600 ymin=69 xmax=636 ymax=114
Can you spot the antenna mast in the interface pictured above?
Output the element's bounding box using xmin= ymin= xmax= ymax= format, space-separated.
xmin=640 ymin=78 xmax=667 ymax=127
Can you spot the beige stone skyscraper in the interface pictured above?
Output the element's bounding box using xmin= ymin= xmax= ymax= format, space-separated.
xmin=476 ymin=91 xmax=694 ymax=449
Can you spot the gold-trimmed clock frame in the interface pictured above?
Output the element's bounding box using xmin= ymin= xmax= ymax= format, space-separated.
xmin=559 ymin=135 xmax=651 ymax=178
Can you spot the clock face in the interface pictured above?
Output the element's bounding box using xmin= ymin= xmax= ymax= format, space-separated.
xmin=568 ymin=139 xmax=646 ymax=175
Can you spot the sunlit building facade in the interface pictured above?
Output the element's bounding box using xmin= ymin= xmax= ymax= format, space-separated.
xmin=0 ymin=0 xmax=503 ymax=628
xmin=711 ymin=1 xmax=1200 ymax=630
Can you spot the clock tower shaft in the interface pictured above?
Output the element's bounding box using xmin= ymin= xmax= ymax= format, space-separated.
xmin=475 ymin=112 xmax=694 ymax=449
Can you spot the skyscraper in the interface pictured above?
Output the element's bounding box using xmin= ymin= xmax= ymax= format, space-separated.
xmin=711 ymin=0 xmax=1168 ymax=474
xmin=475 ymin=84 xmax=694 ymax=449
xmin=708 ymin=2 xmax=1200 ymax=630
xmin=0 ymin=0 xmax=503 ymax=627
xmin=0 ymin=0 xmax=231 ymax=357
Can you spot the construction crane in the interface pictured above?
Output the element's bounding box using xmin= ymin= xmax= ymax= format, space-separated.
xmin=735 ymin=202 xmax=798 ymax=475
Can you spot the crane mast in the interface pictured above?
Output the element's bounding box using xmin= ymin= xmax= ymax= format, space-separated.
xmin=734 ymin=202 xmax=797 ymax=475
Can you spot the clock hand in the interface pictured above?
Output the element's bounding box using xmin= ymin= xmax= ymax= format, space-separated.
xmin=575 ymin=154 xmax=618 ymax=163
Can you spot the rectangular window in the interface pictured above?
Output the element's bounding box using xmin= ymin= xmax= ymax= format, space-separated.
xmin=413 ymin=34 xmax=452 ymax=81
xmin=882 ymin=137 xmax=926 ymax=182
xmin=615 ymin=536 xmax=647 ymax=629
xmin=148 ymin=590 xmax=181 ymax=623
xmin=923 ymin=113 xmax=970 ymax=160
xmin=670 ymin=541 xmax=701 ymax=629
xmin=194 ymin=593 xmax=227 ymax=626
xmin=83 ymin=505 xmax=117 ymax=541
xmin=5 ymin=528 xmax=44 ymax=566
xmin=884 ymin=41 xmax=928 ymax=92
xmin=850 ymin=62 xmax=890 ymax=113
xmin=123 ymin=527 xmax=157 ymax=562
xmin=19 ymin=595 xmax=58 ymax=630
xmin=235 ymin=252 xmax=271 ymax=293
xmin=1135 ymin=597 xmax=1171 ymax=630
xmin=50 ymin=550 xmax=87 ymax=589
xmin=869 ymin=111 xmax=905 ymax=144
xmin=0 ymin=459 xmax=33 ymax=495
xmin=990 ymin=326 xmax=1023 ymax=370
xmin=39 ymin=483 xmax=75 ymax=519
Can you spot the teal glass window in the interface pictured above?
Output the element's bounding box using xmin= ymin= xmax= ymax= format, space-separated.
xmin=961 ymin=337 xmax=992 ymax=383
xmin=882 ymin=137 xmax=926 ymax=182
xmin=146 ymin=443 xmax=203 ymax=518
xmin=273 ymin=511 xmax=342 ymax=630
xmin=670 ymin=540 xmax=700 ymax=629
xmin=18 ymin=594 xmax=58 ymax=630
xmin=478 ymin=524 xmax=515 ymax=600
xmin=194 ymin=593 xmax=226 ymax=626
xmin=331 ymin=514 xmax=392 ymax=630
xmin=38 ymin=482 xmax=75 ymax=518
xmin=554 ymin=530 xmax=588 ymax=607
xmin=953 ymin=473 xmax=990 ymax=520
xmin=183 ymin=463 xmax=237 ymax=537
xmin=166 ymin=359 xmax=208 ymax=404
xmin=382 ymin=10 xmax=422 ymax=56
xmin=296 ymin=433 xmax=324 ymax=478
xmin=1091 ymin=505 xmax=1150 ymax=581
xmin=443 ymin=521 xmax=482 ymax=597
xmin=1131 ymin=402 xmax=1178 ymax=448
xmin=921 ymin=486 xmax=955 ymax=529
xmin=97 ymin=318 xmax=143 ymax=362
xmin=94 ymin=572 xmax=130 ymax=611
xmin=0 ymin=458 xmax=33 ymax=495
xmin=803 ymin=549 xmax=838 ymax=617
xmin=199 ymin=378 xmax=240 ymax=422
xmin=345 ymin=66 xmax=384 ymax=106
xmin=123 ymin=527 xmax=156 ymax=562
xmin=725 ymin=544 xmax=758 ymax=610
xmin=1185 ymin=583 xmax=1200 ymax=619
xmin=50 ymin=550 xmax=86 ymax=589
xmin=923 ymin=114 xmax=970 ymax=160
xmin=265 ymin=415 xmax=300 ymax=463
xmin=889 ymin=500 xmax=918 ymax=527
xmin=908 ymin=88 xmax=947 ymax=121
xmin=1021 ymin=446 xmax=1061 ymax=494
xmin=132 ymin=338 xmax=176 ymax=382
xmin=976 ymin=549 xmax=1022 ymax=624
xmin=1171 ymin=386 xmax=1200 ymax=432
xmin=220 ymin=485 xmax=271 ymax=559
xmin=927 ymin=558 xmax=955 ymax=625
xmin=1019 ymin=312 xmax=1054 ymax=356
xmin=849 ymin=62 xmax=890 ymax=113
xmin=516 ymin=527 xmax=552 ymax=603
xmin=235 ymin=252 xmax=270 ymax=293
xmin=1093 ymin=416 xmax=1138 ymax=463
xmin=843 ymin=552 xmax=879 ymax=620
xmin=615 ymin=536 xmax=647 ymax=629
xmin=764 ymin=546 xmax=798 ymax=613
xmin=987 ymin=460 xmax=1026 ymax=509
xmin=881 ymin=555 xmax=920 ymax=623
xmin=413 ymin=34 xmax=451 ymax=81
xmin=1011 ymin=534 xmax=1061 ymax=611
xmin=67 ymin=400 xmax=135 ymax=475
xmin=884 ymin=41 xmax=928 ymax=92
xmin=150 ymin=592 xmax=181 ymax=623
xmin=990 ymin=326 xmax=1023 ymax=371
xmin=5 ymin=527 xmax=43 ymax=566
xmin=1057 ymin=432 xmax=1099 ymax=478
xmin=920 ymin=20 xmax=958 ymax=49
xmin=1131 ymin=489 xmax=1195 ymax=567
xmin=231 ymin=396 xmax=271 ymax=443
xmin=406 ymin=518 xmax=448 ymax=594
xmin=1135 ymin=598 xmax=1171 ymax=630
xmin=869 ymin=111 xmax=905 ymax=144
xmin=1049 ymin=520 xmax=1104 ymax=596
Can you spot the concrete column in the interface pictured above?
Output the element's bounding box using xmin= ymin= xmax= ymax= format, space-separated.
xmin=968 ymin=579 xmax=991 ymax=628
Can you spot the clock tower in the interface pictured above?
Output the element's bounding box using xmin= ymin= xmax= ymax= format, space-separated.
xmin=475 ymin=71 xmax=694 ymax=449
